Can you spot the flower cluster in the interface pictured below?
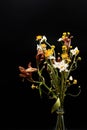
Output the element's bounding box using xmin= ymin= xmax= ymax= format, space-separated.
xmin=19 ymin=32 xmax=81 ymax=113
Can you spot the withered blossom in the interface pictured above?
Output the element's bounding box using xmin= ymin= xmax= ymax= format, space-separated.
xmin=36 ymin=49 xmax=45 ymax=62
xmin=19 ymin=62 xmax=37 ymax=81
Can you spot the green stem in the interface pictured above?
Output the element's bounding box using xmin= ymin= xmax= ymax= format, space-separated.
xmin=67 ymin=55 xmax=77 ymax=78
xmin=42 ymin=82 xmax=57 ymax=99
xmin=45 ymin=41 xmax=52 ymax=47
xmin=36 ymin=60 xmax=57 ymax=99
xmin=60 ymin=72 xmax=65 ymax=108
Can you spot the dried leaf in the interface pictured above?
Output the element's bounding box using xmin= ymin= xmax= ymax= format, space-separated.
xmin=51 ymin=97 xmax=60 ymax=113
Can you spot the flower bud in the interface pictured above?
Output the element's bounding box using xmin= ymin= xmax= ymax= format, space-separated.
xmin=73 ymin=79 xmax=77 ymax=84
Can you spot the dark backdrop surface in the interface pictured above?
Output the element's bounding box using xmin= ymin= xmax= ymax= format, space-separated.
xmin=0 ymin=0 xmax=87 ymax=129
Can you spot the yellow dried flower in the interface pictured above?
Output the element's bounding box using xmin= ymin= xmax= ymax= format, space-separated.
xmin=51 ymin=45 xmax=55 ymax=49
xmin=70 ymin=46 xmax=72 ymax=48
xmin=66 ymin=80 xmax=69 ymax=82
xmin=44 ymin=49 xmax=53 ymax=58
xmin=76 ymin=50 xmax=80 ymax=55
xmin=73 ymin=80 xmax=77 ymax=84
xmin=61 ymin=53 xmax=68 ymax=59
xmin=67 ymin=32 xmax=70 ymax=35
xmin=63 ymin=32 xmax=67 ymax=36
xmin=58 ymin=53 xmax=60 ymax=55
xmin=62 ymin=45 xmax=67 ymax=51
xmin=62 ymin=35 xmax=66 ymax=39
xmin=41 ymin=43 xmax=47 ymax=48
xmin=36 ymin=35 xmax=42 ymax=41
xmin=31 ymin=84 xmax=37 ymax=89
xmin=77 ymin=57 xmax=81 ymax=61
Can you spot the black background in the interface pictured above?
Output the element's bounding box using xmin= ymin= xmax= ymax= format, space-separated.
xmin=0 ymin=0 xmax=87 ymax=130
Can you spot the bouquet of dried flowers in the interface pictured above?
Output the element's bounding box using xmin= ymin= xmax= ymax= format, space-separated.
xmin=19 ymin=32 xmax=81 ymax=113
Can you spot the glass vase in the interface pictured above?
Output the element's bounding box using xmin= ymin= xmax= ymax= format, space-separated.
xmin=55 ymin=108 xmax=65 ymax=130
